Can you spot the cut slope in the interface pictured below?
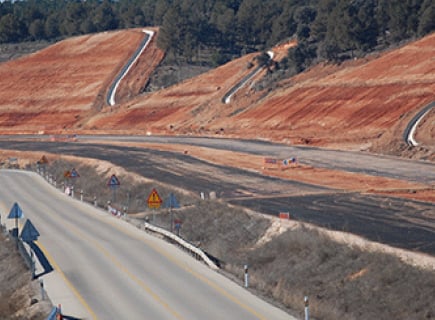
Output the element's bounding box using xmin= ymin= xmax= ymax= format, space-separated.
xmin=86 ymin=33 xmax=434 ymax=155
xmin=0 ymin=28 xmax=162 ymax=133
xmin=0 ymin=28 xmax=432 ymax=158
xmin=221 ymin=34 xmax=435 ymax=150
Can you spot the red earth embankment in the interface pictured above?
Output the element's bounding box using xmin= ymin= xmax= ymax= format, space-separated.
xmin=85 ymin=32 xmax=434 ymax=158
xmin=0 ymin=28 xmax=163 ymax=133
xmin=0 ymin=29 xmax=435 ymax=199
xmin=0 ymin=28 xmax=432 ymax=157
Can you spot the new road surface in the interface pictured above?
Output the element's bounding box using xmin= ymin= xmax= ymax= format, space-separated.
xmin=0 ymin=137 xmax=434 ymax=255
xmin=0 ymin=170 xmax=295 ymax=320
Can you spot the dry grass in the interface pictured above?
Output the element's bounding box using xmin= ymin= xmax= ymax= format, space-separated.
xmin=0 ymin=233 xmax=51 ymax=320
xmin=3 ymin=159 xmax=434 ymax=320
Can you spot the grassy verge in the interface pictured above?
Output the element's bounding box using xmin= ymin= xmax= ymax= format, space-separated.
xmin=4 ymin=158 xmax=434 ymax=320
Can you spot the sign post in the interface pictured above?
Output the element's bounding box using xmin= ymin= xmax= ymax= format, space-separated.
xmin=147 ymin=188 xmax=162 ymax=223
xmin=36 ymin=155 xmax=49 ymax=176
xmin=163 ymin=193 xmax=180 ymax=232
xmin=107 ymin=174 xmax=121 ymax=203
xmin=7 ymin=202 xmax=24 ymax=238
xmin=20 ymin=219 xmax=40 ymax=279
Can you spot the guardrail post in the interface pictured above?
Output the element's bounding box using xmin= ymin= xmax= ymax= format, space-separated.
xmin=244 ymin=264 xmax=249 ymax=288
xmin=39 ymin=278 xmax=45 ymax=300
xmin=31 ymin=248 xmax=35 ymax=279
xmin=80 ymin=189 xmax=83 ymax=202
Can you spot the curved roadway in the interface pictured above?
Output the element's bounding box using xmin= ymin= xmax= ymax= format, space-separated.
xmin=404 ymin=101 xmax=434 ymax=146
xmin=0 ymin=170 xmax=294 ymax=320
xmin=107 ymin=30 xmax=154 ymax=106
xmin=0 ymin=137 xmax=434 ymax=255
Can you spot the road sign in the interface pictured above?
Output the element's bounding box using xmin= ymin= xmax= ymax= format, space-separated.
xmin=37 ymin=155 xmax=49 ymax=165
xmin=70 ymin=168 xmax=80 ymax=178
xmin=107 ymin=174 xmax=120 ymax=187
xmin=20 ymin=219 xmax=40 ymax=242
xmin=8 ymin=202 xmax=24 ymax=219
xmin=147 ymin=188 xmax=162 ymax=209
xmin=163 ymin=193 xmax=180 ymax=209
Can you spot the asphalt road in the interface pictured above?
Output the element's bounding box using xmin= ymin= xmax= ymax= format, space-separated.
xmin=0 ymin=138 xmax=434 ymax=256
xmin=0 ymin=170 xmax=294 ymax=320
xmin=78 ymin=135 xmax=435 ymax=184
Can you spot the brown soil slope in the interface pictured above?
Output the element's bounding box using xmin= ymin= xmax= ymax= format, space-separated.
xmin=84 ymin=51 xmax=263 ymax=133
xmin=229 ymin=34 xmax=435 ymax=149
xmin=88 ymin=33 xmax=434 ymax=155
xmin=0 ymin=28 xmax=433 ymax=156
xmin=0 ymin=28 xmax=162 ymax=133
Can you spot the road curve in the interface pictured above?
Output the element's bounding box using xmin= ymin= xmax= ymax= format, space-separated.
xmin=0 ymin=170 xmax=294 ymax=320
xmin=107 ymin=29 xmax=154 ymax=106
xmin=404 ymin=101 xmax=434 ymax=146
xmin=222 ymin=51 xmax=273 ymax=104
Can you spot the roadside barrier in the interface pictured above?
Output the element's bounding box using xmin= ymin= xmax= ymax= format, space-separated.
xmin=33 ymin=167 xmax=219 ymax=271
xmin=46 ymin=304 xmax=62 ymax=320
xmin=143 ymin=222 xmax=219 ymax=270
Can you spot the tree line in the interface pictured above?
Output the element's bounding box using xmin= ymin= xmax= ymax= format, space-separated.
xmin=0 ymin=0 xmax=433 ymax=70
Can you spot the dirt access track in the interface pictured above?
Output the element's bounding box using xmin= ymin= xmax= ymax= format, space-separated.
xmin=0 ymin=28 xmax=433 ymax=206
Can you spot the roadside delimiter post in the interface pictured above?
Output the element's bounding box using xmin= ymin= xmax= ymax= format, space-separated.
xmin=304 ymin=296 xmax=309 ymax=320
xmin=244 ymin=264 xmax=249 ymax=288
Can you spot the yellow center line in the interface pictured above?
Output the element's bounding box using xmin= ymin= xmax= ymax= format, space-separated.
xmin=41 ymin=207 xmax=185 ymax=320
xmin=101 ymin=216 xmax=269 ymax=320
xmin=35 ymin=240 xmax=98 ymax=320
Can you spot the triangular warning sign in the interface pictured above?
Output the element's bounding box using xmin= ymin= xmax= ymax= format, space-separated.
xmin=37 ymin=155 xmax=48 ymax=165
xmin=7 ymin=202 xmax=24 ymax=219
xmin=70 ymin=168 xmax=80 ymax=178
xmin=107 ymin=174 xmax=120 ymax=186
xmin=20 ymin=219 xmax=40 ymax=242
xmin=147 ymin=188 xmax=162 ymax=209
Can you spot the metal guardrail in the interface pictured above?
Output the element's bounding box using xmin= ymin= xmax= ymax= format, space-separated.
xmin=34 ymin=168 xmax=219 ymax=270
xmin=142 ymin=222 xmax=219 ymax=270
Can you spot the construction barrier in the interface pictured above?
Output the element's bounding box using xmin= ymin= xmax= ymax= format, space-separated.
xmin=262 ymin=157 xmax=297 ymax=170
xmin=279 ymin=212 xmax=290 ymax=220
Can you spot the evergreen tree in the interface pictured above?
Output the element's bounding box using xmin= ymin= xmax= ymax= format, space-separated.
xmin=417 ymin=0 xmax=434 ymax=36
xmin=0 ymin=13 xmax=24 ymax=42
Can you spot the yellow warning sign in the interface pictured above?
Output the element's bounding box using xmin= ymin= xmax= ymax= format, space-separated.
xmin=147 ymin=188 xmax=162 ymax=209
xmin=37 ymin=155 xmax=49 ymax=165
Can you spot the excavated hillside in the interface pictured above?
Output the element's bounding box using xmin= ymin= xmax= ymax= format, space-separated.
xmin=85 ymin=32 xmax=435 ymax=158
xmin=0 ymin=28 xmax=163 ymax=133
xmin=0 ymin=28 xmax=433 ymax=159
